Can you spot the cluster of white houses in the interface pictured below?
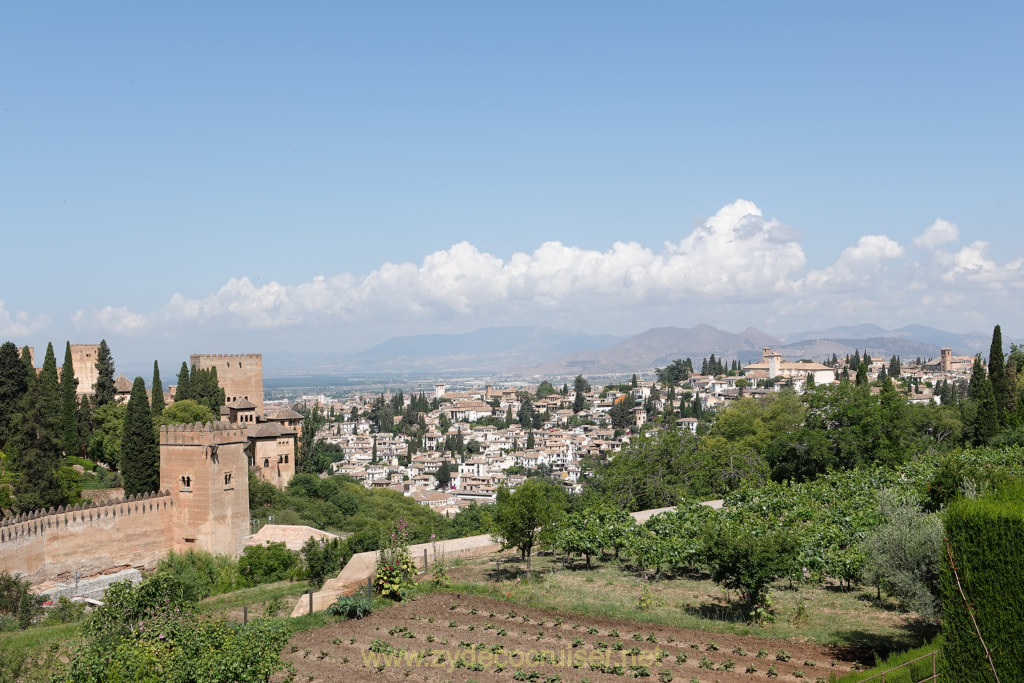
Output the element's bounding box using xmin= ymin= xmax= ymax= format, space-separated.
xmin=286 ymin=347 xmax=977 ymax=516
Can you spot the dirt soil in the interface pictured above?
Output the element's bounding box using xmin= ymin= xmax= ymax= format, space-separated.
xmin=278 ymin=592 xmax=861 ymax=682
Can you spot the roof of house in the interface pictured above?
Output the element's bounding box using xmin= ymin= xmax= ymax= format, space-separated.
xmin=267 ymin=407 xmax=303 ymax=420
xmin=248 ymin=422 xmax=296 ymax=439
xmin=228 ymin=397 xmax=257 ymax=410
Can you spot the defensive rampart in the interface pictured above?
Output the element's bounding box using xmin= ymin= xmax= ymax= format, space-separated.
xmin=0 ymin=491 xmax=175 ymax=585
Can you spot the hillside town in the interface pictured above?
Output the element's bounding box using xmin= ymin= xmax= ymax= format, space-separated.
xmin=273 ymin=345 xmax=980 ymax=515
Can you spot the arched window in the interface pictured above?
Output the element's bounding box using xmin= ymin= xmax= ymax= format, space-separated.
xmin=264 ymin=459 xmax=270 ymax=468
xmin=284 ymin=454 xmax=289 ymax=463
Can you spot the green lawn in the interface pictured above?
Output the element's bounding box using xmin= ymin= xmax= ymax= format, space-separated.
xmin=0 ymin=622 xmax=82 ymax=683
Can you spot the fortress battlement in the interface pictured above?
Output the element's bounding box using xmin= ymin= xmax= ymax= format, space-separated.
xmin=159 ymin=421 xmax=248 ymax=445
xmin=1 ymin=490 xmax=170 ymax=529
xmin=189 ymin=353 xmax=262 ymax=361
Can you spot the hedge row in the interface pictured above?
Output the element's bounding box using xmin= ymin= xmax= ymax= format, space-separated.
xmin=941 ymin=486 xmax=1024 ymax=681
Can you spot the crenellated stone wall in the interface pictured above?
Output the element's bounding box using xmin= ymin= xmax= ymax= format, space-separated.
xmin=1 ymin=421 xmax=253 ymax=587
xmin=0 ymin=492 xmax=175 ymax=585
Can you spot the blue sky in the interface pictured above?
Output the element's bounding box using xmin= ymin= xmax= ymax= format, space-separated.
xmin=2 ymin=2 xmax=1022 ymax=374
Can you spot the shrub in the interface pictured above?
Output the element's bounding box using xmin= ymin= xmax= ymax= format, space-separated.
xmin=42 ymin=596 xmax=88 ymax=625
xmin=238 ymin=542 xmax=301 ymax=586
xmin=56 ymin=575 xmax=289 ymax=682
xmin=705 ymin=524 xmax=798 ymax=608
xmin=941 ymin=485 xmax=1024 ymax=680
xmin=326 ymin=594 xmax=373 ymax=620
xmin=0 ymin=571 xmax=42 ymax=629
xmin=864 ymin=492 xmax=943 ymax=618
xmin=302 ymin=537 xmax=349 ymax=590
xmin=155 ymin=549 xmax=239 ymax=601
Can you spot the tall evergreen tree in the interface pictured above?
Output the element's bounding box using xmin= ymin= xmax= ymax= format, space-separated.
xmin=59 ymin=342 xmax=80 ymax=455
xmin=151 ymin=360 xmax=165 ymax=420
xmin=93 ymin=340 xmax=115 ymax=406
xmin=967 ymin=356 xmax=999 ymax=446
xmin=0 ymin=341 xmax=28 ymax=449
xmin=38 ymin=343 xmax=60 ymax=426
xmin=855 ymin=362 xmax=869 ymax=387
xmin=121 ymin=377 xmax=159 ymax=496
xmin=988 ymin=324 xmax=1008 ymax=422
xmin=175 ymin=361 xmax=191 ymax=401
xmin=889 ymin=355 xmax=901 ymax=378
xmin=77 ymin=394 xmax=94 ymax=458
xmin=572 ymin=374 xmax=590 ymax=413
xmin=20 ymin=346 xmax=34 ymax=388
xmin=12 ymin=344 xmax=64 ymax=512
xmin=852 ymin=349 xmax=861 ymax=369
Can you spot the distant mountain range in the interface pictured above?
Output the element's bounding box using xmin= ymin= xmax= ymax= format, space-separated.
xmin=264 ymin=323 xmax=994 ymax=379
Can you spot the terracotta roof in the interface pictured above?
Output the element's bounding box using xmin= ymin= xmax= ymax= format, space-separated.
xmin=113 ymin=375 xmax=133 ymax=392
xmin=228 ymin=397 xmax=257 ymax=410
xmin=248 ymin=422 xmax=295 ymax=438
xmin=268 ymin=407 xmax=303 ymax=420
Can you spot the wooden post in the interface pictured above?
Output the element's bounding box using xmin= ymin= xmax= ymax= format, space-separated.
xmin=308 ymin=590 xmax=313 ymax=615
xmin=367 ymin=575 xmax=373 ymax=599
xmin=424 ymin=548 xmax=429 ymax=574
xmin=243 ymin=605 xmax=248 ymax=625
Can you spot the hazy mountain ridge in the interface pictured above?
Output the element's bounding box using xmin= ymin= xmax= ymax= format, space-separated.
xmin=263 ymin=323 xmax=994 ymax=378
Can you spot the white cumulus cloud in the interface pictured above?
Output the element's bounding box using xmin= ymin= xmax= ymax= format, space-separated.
xmin=801 ymin=235 xmax=905 ymax=291
xmin=72 ymin=306 xmax=149 ymax=335
xmin=0 ymin=301 xmax=50 ymax=338
xmin=72 ymin=202 xmax=1024 ymax=339
xmin=914 ymin=219 xmax=959 ymax=250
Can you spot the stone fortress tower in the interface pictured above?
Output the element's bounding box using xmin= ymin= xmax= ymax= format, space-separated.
xmin=159 ymin=422 xmax=251 ymax=558
xmin=191 ymin=353 xmax=264 ymax=416
xmin=69 ymin=344 xmax=101 ymax=396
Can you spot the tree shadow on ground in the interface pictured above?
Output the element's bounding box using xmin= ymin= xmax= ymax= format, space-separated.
xmin=854 ymin=591 xmax=903 ymax=613
xmin=828 ymin=619 xmax=940 ymax=666
xmin=680 ymin=601 xmax=747 ymax=624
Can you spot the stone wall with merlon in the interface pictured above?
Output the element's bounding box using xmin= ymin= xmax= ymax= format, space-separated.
xmin=0 ymin=493 xmax=175 ymax=585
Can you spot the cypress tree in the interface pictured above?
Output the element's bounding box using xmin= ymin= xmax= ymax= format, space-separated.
xmin=151 ymin=360 xmax=165 ymax=419
xmin=573 ymin=374 xmax=589 ymax=413
xmin=19 ymin=345 xmax=33 ymax=381
xmin=989 ymin=324 xmax=1008 ymax=421
xmin=207 ymin=366 xmax=225 ymax=413
xmin=121 ymin=377 xmax=159 ymax=496
xmin=39 ymin=343 xmax=60 ymax=426
xmin=77 ymin=394 xmax=94 ymax=457
xmin=967 ymin=356 xmax=999 ymax=446
xmin=93 ymin=340 xmax=115 ymax=406
xmin=12 ymin=344 xmax=64 ymax=512
xmin=175 ymin=361 xmax=191 ymax=401
xmin=526 ymin=430 xmax=535 ymax=450
xmin=0 ymin=341 xmax=28 ymax=449
xmin=856 ymin=362 xmax=869 ymax=387
xmin=59 ymin=342 xmax=79 ymax=455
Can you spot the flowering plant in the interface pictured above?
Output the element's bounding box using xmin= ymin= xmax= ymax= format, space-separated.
xmin=430 ymin=533 xmax=450 ymax=589
xmin=374 ymin=518 xmax=417 ymax=601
